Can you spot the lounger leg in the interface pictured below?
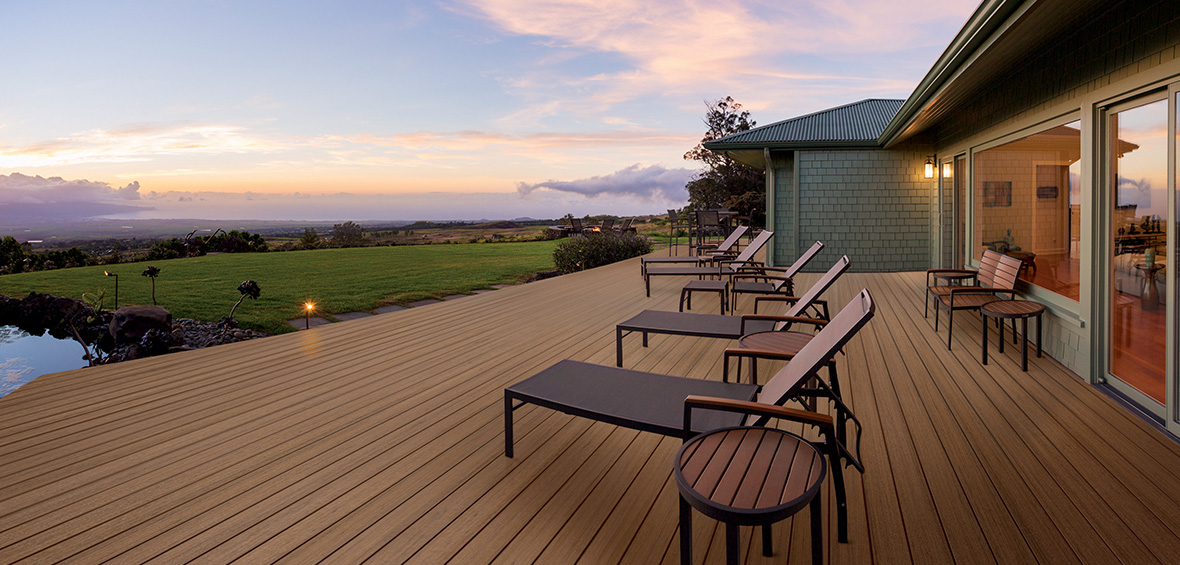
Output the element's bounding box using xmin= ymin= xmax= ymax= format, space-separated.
xmin=645 ymin=274 xmax=651 ymax=297
xmin=810 ymin=495 xmax=824 ymax=565
xmin=924 ymin=290 xmax=929 ymax=318
xmin=750 ymin=357 xmax=758 ymax=385
xmin=616 ymin=326 xmax=624 ymax=367
xmin=679 ymin=496 xmax=693 ymax=565
xmin=504 ymin=393 xmax=515 ymax=458
xmin=831 ymin=448 xmax=848 ymax=543
xmin=679 ymin=288 xmax=687 ymax=312
xmin=723 ymin=352 xmax=731 ymax=383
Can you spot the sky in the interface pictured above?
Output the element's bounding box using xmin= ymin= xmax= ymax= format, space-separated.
xmin=0 ymin=0 xmax=979 ymax=223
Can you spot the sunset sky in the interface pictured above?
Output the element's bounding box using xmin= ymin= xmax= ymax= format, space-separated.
xmin=0 ymin=0 xmax=978 ymax=222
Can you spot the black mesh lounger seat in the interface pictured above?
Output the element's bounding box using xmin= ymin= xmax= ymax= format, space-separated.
xmin=505 ymin=289 xmax=875 ymax=543
xmin=618 ymin=256 xmax=851 ymax=371
xmin=616 ymin=310 xmax=777 ymax=368
xmin=643 ymin=230 xmax=774 ymax=297
xmin=640 ymin=225 xmax=749 ymax=277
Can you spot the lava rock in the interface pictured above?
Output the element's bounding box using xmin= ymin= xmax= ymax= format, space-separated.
xmin=110 ymin=305 xmax=173 ymax=344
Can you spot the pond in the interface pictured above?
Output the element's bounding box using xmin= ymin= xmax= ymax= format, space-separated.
xmin=0 ymin=325 xmax=91 ymax=398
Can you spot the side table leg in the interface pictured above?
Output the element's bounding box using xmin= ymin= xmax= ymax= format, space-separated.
xmin=725 ymin=522 xmax=740 ymax=565
xmin=810 ymin=495 xmax=823 ymax=565
xmin=998 ymin=316 xmax=1005 ymax=354
xmin=679 ymin=496 xmax=693 ymax=565
xmin=1021 ymin=317 xmax=1029 ymax=372
xmin=762 ymin=524 xmax=772 ymax=557
xmin=981 ymin=314 xmax=988 ymax=365
xmin=1037 ymin=313 xmax=1043 ymax=358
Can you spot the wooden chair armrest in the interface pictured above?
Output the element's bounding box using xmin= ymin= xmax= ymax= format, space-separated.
xmin=927 ymin=269 xmax=978 ymax=286
xmin=683 ymin=396 xmax=834 ymax=438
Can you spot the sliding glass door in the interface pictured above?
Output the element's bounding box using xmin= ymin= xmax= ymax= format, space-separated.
xmin=1106 ymin=96 xmax=1169 ymax=413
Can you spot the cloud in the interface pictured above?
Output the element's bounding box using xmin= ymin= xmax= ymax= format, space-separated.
xmin=0 ymin=123 xmax=281 ymax=168
xmin=451 ymin=0 xmax=978 ymax=124
xmin=517 ymin=163 xmax=693 ymax=200
xmin=0 ymin=173 xmax=149 ymax=222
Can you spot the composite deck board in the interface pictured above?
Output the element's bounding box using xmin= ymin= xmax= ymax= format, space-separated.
xmin=3 ymin=254 xmax=1180 ymax=563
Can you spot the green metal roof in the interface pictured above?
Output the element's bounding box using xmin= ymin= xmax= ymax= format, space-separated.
xmin=704 ymin=99 xmax=904 ymax=151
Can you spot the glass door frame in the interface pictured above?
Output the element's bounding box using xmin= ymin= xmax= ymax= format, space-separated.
xmin=937 ymin=154 xmax=968 ymax=269
xmin=1098 ymin=90 xmax=1176 ymax=425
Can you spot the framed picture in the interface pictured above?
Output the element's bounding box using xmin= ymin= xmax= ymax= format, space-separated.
xmin=983 ymin=181 xmax=1012 ymax=207
xmin=1037 ymin=186 xmax=1058 ymax=199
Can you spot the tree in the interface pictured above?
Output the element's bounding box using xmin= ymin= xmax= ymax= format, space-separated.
xmin=331 ymin=221 xmax=365 ymax=247
xmin=142 ymin=266 xmax=161 ymax=305
xmin=684 ymin=96 xmax=766 ymax=227
xmin=300 ymin=227 xmax=321 ymax=249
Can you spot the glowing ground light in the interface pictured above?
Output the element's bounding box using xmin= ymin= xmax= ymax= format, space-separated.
xmin=304 ymin=302 xmax=315 ymax=329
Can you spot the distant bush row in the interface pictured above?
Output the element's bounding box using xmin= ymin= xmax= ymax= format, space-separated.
xmin=552 ymin=231 xmax=652 ymax=274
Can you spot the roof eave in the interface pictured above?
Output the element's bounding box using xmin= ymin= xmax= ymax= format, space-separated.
xmin=878 ymin=0 xmax=1028 ymax=147
xmin=704 ymin=140 xmax=881 ymax=152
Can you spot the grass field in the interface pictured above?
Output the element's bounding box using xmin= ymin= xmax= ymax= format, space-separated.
xmin=0 ymin=241 xmax=559 ymax=334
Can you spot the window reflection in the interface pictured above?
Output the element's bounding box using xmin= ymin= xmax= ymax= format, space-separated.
xmin=973 ymin=121 xmax=1083 ymax=300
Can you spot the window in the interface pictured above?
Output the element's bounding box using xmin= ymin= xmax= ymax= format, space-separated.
xmin=973 ymin=121 xmax=1083 ymax=300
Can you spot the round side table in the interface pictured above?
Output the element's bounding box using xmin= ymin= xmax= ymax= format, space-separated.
xmin=1135 ymin=262 xmax=1164 ymax=310
xmin=675 ymin=427 xmax=826 ymax=565
xmin=981 ymin=299 xmax=1045 ymax=372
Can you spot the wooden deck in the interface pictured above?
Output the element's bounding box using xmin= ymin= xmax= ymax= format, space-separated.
xmin=3 ymin=252 xmax=1180 ymax=564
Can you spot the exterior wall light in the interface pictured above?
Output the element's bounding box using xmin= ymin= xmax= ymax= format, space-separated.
xmin=942 ymin=162 xmax=953 ymax=178
xmin=923 ymin=156 xmax=935 ymax=179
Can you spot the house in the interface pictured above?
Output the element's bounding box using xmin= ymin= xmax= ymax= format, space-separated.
xmin=705 ymin=0 xmax=1180 ymax=433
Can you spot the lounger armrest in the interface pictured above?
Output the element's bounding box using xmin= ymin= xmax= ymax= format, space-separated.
xmin=736 ymin=266 xmax=789 ymax=273
xmin=730 ymin=273 xmax=786 ymax=283
xmin=723 ymin=345 xmax=798 ymax=362
xmin=751 ymin=295 xmax=801 ymax=305
xmin=683 ymin=396 xmax=834 ymax=439
xmin=719 ymin=259 xmax=763 ymax=269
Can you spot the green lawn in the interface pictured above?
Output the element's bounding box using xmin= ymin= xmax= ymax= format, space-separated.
xmin=0 ymin=241 xmax=558 ymax=334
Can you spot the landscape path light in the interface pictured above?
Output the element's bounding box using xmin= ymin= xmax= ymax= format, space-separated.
xmin=304 ymin=302 xmax=315 ymax=330
xmin=104 ymin=271 xmax=119 ymax=309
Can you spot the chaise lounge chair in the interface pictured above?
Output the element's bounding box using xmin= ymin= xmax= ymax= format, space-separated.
xmin=617 ymin=255 xmax=851 ymax=371
xmin=504 ymin=289 xmax=875 ymax=543
xmin=728 ymin=240 xmax=825 ymax=311
xmin=642 ymin=230 xmax=774 ymax=297
xmin=640 ymin=225 xmax=749 ymax=277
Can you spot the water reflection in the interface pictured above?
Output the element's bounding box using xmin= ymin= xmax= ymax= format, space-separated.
xmin=0 ymin=326 xmax=90 ymax=398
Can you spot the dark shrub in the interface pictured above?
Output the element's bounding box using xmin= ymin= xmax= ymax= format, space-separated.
xmin=552 ymin=231 xmax=652 ymax=274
